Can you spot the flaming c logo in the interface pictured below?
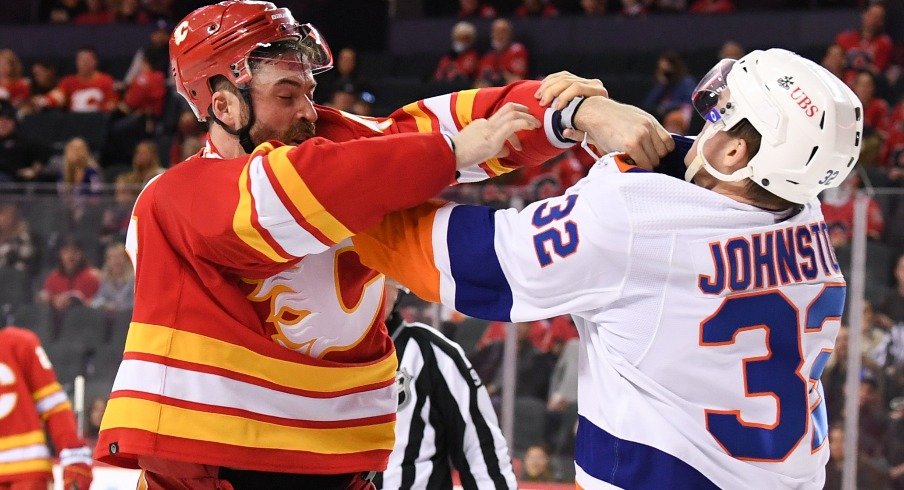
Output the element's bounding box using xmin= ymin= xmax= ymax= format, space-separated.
xmin=173 ymin=21 xmax=190 ymax=46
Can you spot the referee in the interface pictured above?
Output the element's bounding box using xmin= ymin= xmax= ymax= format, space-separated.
xmin=375 ymin=283 xmax=517 ymax=490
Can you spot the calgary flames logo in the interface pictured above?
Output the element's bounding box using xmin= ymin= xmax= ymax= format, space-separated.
xmin=244 ymin=242 xmax=384 ymax=358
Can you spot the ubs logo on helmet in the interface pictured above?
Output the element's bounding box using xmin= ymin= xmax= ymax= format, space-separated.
xmin=777 ymin=75 xmax=819 ymax=117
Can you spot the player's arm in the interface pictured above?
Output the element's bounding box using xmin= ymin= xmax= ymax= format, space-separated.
xmin=17 ymin=332 xmax=92 ymax=490
xmin=352 ymin=178 xmax=628 ymax=322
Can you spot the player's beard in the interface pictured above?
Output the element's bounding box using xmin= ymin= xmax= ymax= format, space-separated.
xmin=249 ymin=119 xmax=317 ymax=147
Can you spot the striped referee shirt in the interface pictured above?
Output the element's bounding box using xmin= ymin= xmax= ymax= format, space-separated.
xmin=375 ymin=316 xmax=516 ymax=490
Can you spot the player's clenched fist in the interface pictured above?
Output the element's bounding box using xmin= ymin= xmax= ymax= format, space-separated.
xmin=534 ymin=70 xmax=609 ymax=109
xmin=573 ymin=97 xmax=674 ymax=169
xmin=451 ymin=102 xmax=541 ymax=169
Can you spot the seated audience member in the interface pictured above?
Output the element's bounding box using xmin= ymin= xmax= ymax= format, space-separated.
xmin=822 ymin=44 xmax=848 ymax=83
xmin=877 ymin=254 xmax=904 ymax=325
xmin=718 ymin=40 xmax=745 ymax=60
xmin=835 ymin=2 xmax=893 ymax=76
xmin=74 ymin=0 xmax=114 ymax=24
xmin=521 ymin=445 xmax=553 ymax=482
xmin=99 ymin=175 xmax=138 ymax=247
xmin=852 ymin=70 xmax=891 ymax=133
xmin=122 ymin=140 xmax=164 ymax=186
xmin=473 ymin=322 xmax=550 ymax=401
xmin=60 ymin=137 xmax=103 ymax=195
xmin=91 ymin=243 xmax=134 ymax=315
xmin=37 ymin=237 xmax=101 ymax=314
xmin=120 ymin=56 xmax=166 ymax=118
xmin=642 ymin=51 xmax=696 ymax=123
xmin=433 ymin=21 xmax=480 ymax=82
xmin=546 ymin=338 xmax=579 ymax=456
xmin=0 ymin=49 xmax=31 ymax=109
xmin=887 ymin=397 xmax=904 ymax=489
xmin=327 ymin=81 xmax=359 ymax=112
xmin=123 ymin=20 xmax=171 ymax=85
xmin=315 ymin=47 xmax=362 ymax=104
xmin=115 ymin=0 xmax=151 ymax=23
xmin=821 ymin=172 xmax=884 ymax=247
xmin=32 ymin=47 xmax=118 ymax=113
xmin=0 ymin=100 xmax=51 ymax=183
xmin=688 ymin=0 xmax=735 ymax=13
xmin=515 ymin=0 xmax=559 ymax=17
xmin=580 ymin=0 xmax=607 ymax=15
xmin=477 ymin=19 xmax=529 ymax=86
xmin=0 ymin=202 xmax=35 ymax=274
xmin=47 ymin=0 xmax=86 ymax=23
xmin=458 ymin=0 xmax=497 ymax=19
xmin=169 ymin=110 xmax=205 ymax=165
xmin=85 ymin=397 xmax=107 ymax=448
xmin=27 ymin=61 xmax=58 ymax=99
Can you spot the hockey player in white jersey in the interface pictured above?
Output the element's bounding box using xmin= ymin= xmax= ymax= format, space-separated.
xmin=350 ymin=48 xmax=864 ymax=489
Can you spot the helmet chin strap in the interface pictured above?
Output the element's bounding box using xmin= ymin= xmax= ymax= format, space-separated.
xmin=684 ymin=125 xmax=754 ymax=184
xmin=208 ymin=86 xmax=258 ymax=154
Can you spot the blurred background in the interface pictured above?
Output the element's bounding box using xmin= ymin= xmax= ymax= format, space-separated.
xmin=0 ymin=0 xmax=902 ymax=488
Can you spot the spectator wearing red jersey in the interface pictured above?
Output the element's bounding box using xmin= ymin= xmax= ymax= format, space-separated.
xmin=478 ymin=19 xmax=530 ymax=86
xmin=822 ymin=44 xmax=849 ymax=84
xmin=37 ymin=237 xmax=101 ymax=314
xmin=28 ymin=60 xmax=58 ymax=98
xmin=821 ymin=172 xmax=885 ymax=247
xmin=458 ymin=0 xmax=497 ymax=19
xmin=33 ymin=47 xmax=117 ymax=113
xmin=515 ymin=0 xmax=559 ymax=17
xmin=434 ymin=21 xmax=480 ymax=82
xmin=115 ymin=0 xmax=151 ymax=23
xmin=0 ymin=49 xmax=30 ymax=109
xmin=835 ymin=3 xmax=893 ymax=75
xmin=852 ymin=70 xmax=891 ymax=133
xmin=74 ymin=0 xmax=114 ymax=24
xmin=120 ymin=57 xmax=166 ymax=118
xmin=689 ymin=0 xmax=735 ymax=14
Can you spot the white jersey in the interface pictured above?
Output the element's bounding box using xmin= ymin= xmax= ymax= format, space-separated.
xmin=353 ymin=153 xmax=845 ymax=489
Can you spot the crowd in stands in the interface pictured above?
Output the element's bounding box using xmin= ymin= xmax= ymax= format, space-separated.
xmin=0 ymin=0 xmax=901 ymax=485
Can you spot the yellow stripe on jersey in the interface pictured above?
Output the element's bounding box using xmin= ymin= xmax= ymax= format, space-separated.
xmin=233 ymin=161 xmax=289 ymax=263
xmin=103 ymin=397 xmax=396 ymax=454
xmin=125 ymin=322 xmax=397 ymax=393
xmin=0 ymin=431 xmax=45 ymax=452
xmin=402 ymin=102 xmax=433 ymax=133
xmin=454 ymin=89 xmax=479 ymax=128
xmin=483 ymin=158 xmax=511 ymax=176
xmin=32 ymin=382 xmax=62 ymax=402
xmin=265 ymin=145 xmax=353 ymax=244
xmin=42 ymin=402 xmax=72 ymax=419
xmin=0 ymin=459 xmax=53 ymax=476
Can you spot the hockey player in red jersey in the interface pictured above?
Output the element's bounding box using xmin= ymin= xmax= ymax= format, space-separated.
xmin=0 ymin=326 xmax=92 ymax=490
xmin=94 ymin=2 xmax=672 ymax=489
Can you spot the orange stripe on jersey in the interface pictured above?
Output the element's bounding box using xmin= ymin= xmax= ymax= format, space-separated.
xmin=482 ymin=157 xmax=512 ymax=177
xmin=265 ymin=145 xmax=354 ymax=244
xmin=352 ymin=202 xmax=443 ymax=304
xmin=124 ymin=322 xmax=397 ymax=394
xmin=102 ymin=397 xmax=395 ymax=454
xmin=0 ymin=431 xmax=45 ymax=451
xmin=0 ymin=459 xmax=53 ymax=476
xmin=402 ymin=101 xmax=433 ymax=133
xmin=233 ymin=161 xmax=291 ymax=264
xmin=32 ymin=382 xmax=62 ymax=401
xmin=454 ymin=89 xmax=479 ymax=130
xmin=613 ymin=154 xmax=639 ymax=173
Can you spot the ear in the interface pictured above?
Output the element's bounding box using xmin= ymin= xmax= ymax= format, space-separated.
xmin=721 ymin=137 xmax=750 ymax=173
xmin=210 ymin=90 xmax=243 ymax=130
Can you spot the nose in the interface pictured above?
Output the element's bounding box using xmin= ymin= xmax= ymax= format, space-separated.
xmin=298 ymin=95 xmax=317 ymax=123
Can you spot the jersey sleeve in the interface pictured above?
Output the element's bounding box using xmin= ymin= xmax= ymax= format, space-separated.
xmin=352 ymin=174 xmax=630 ymax=322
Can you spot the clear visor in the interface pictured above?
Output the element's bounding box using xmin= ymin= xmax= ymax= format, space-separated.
xmin=246 ymin=23 xmax=333 ymax=75
xmin=691 ymin=58 xmax=736 ymax=123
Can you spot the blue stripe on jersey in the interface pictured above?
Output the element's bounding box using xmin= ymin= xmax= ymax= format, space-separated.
xmin=447 ymin=205 xmax=513 ymax=322
xmin=576 ymin=415 xmax=718 ymax=490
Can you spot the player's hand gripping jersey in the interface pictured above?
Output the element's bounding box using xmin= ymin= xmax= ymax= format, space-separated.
xmin=353 ymin=154 xmax=845 ymax=489
xmin=95 ymin=81 xmax=576 ymax=474
xmin=0 ymin=327 xmax=93 ymax=489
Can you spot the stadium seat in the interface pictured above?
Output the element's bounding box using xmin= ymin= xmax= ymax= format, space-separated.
xmin=12 ymin=303 xmax=53 ymax=344
xmin=18 ymin=111 xmax=109 ymax=155
xmin=0 ymin=267 xmax=30 ymax=310
xmin=57 ymin=304 xmax=107 ymax=349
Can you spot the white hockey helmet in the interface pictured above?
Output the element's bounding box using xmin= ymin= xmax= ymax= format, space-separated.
xmin=690 ymin=48 xmax=863 ymax=204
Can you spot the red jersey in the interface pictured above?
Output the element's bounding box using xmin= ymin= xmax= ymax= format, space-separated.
xmin=433 ymin=49 xmax=480 ymax=82
xmin=0 ymin=327 xmax=92 ymax=483
xmin=41 ymin=267 xmax=101 ymax=305
xmin=835 ymin=29 xmax=894 ymax=72
xmin=822 ymin=195 xmax=885 ymax=240
xmin=0 ymin=78 xmax=30 ymax=107
xmin=95 ymin=81 xmax=576 ymax=474
xmin=123 ymin=69 xmax=166 ymax=117
xmin=48 ymin=72 xmax=118 ymax=112
xmin=863 ymin=97 xmax=890 ymax=133
xmin=881 ymin=126 xmax=904 ymax=168
xmin=478 ymin=42 xmax=529 ymax=82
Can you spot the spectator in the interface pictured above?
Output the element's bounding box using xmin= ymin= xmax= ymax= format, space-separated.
xmin=123 ymin=19 xmax=171 ymax=84
xmin=74 ymin=0 xmax=114 ymax=24
xmin=718 ymin=40 xmax=745 ymax=60
xmin=858 ymin=376 xmax=892 ymax=486
xmin=877 ymin=254 xmax=904 ymax=325
xmin=33 ymin=47 xmax=118 ymax=113
xmin=662 ymin=107 xmax=690 ymax=134
xmin=852 ymin=70 xmax=892 ymax=133
xmin=28 ymin=60 xmax=58 ymax=98
xmin=545 ymin=338 xmax=579 ymax=457
xmin=0 ymin=100 xmax=51 ymax=183
xmin=821 ymin=172 xmax=884 ymax=247
xmin=47 ymin=0 xmax=86 ymax=23
xmin=99 ymin=175 xmax=138 ymax=247
xmin=168 ymin=109 xmax=205 ymax=165
xmin=515 ymin=0 xmax=559 ymax=17
xmin=474 ymin=322 xmax=550 ymax=401
xmin=91 ymin=242 xmax=134 ymax=314
xmin=822 ymin=44 xmax=849 ymax=83
xmin=478 ymin=19 xmax=530 ymax=86
xmin=458 ymin=0 xmax=497 ymax=19
xmin=37 ymin=237 xmax=101 ymax=314
xmin=580 ymin=0 xmax=607 ymax=15
xmin=120 ymin=55 xmax=166 ymax=118
xmin=316 ymin=47 xmax=363 ymax=104
xmin=824 ymin=425 xmax=845 ymax=490
xmin=642 ymin=50 xmax=696 ymax=126
xmin=0 ymin=49 xmax=31 ymax=109
xmin=886 ymin=397 xmax=904 ymax=489
xmin=433 ymin=21 xmax=480 ymax=82
xmin=60 ymin=137 xmax=103 ymax=194
xmin=0 ymin=202 xmax=35 ymax=273
xmin=122 ymin=140 xmax=164 ymax=186
xmin=114 ymin=0 xmax=150 ymax=23
xmin=327 ymin=81 xmax=359 ymax=112
xmin=836 ymin=2 xmax=894 ymax=75
xmin=521 ymin=445 xmax=552 ymax=482
xmin=85 ymin=396 xmax=107 ymax=449
xmin=688 ymin=0 xmax=735 ymax=13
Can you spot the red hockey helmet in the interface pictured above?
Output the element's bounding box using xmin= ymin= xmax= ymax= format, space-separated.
xmin=170 ymin=0 xmax=333 ymax=121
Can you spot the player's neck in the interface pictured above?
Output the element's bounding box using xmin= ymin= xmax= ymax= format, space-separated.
xmin=209 ymin=125 xmax=248 ymax=160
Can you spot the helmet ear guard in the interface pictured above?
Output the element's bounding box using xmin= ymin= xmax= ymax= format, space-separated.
xmin=690 ymin=49 xmax=864 ymax=204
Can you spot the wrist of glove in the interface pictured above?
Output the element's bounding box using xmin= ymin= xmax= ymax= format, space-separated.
xmin=63 ymin=462 xmax=93 ymax=490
